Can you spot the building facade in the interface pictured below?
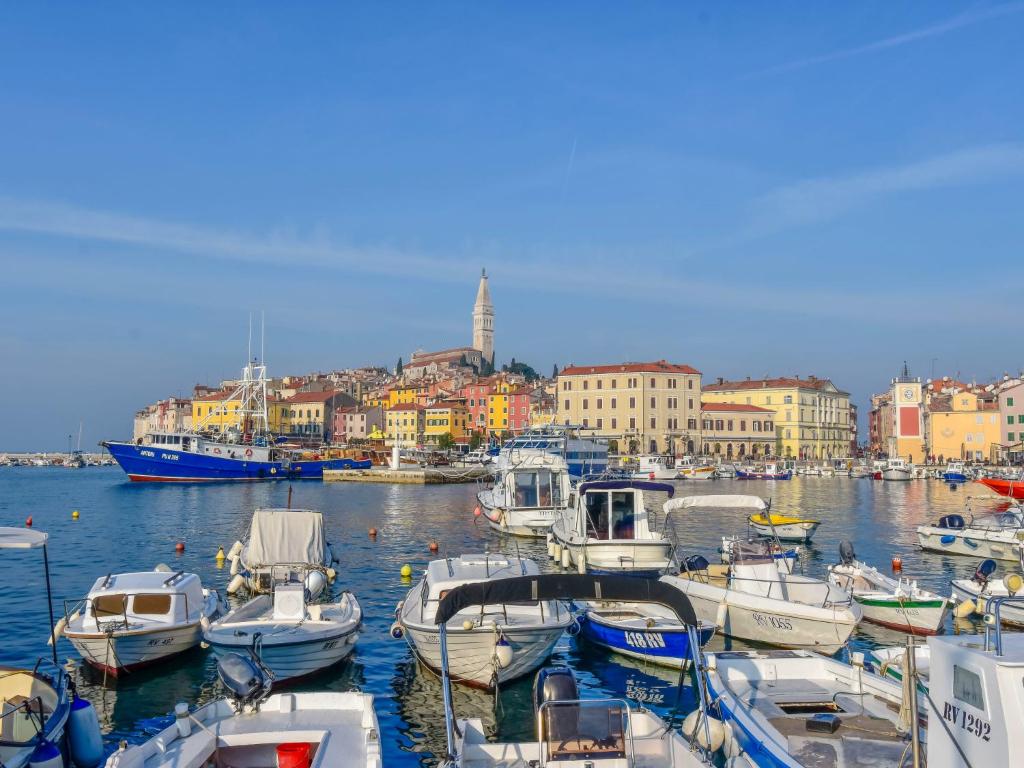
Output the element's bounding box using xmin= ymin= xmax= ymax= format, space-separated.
xmin=424 ymin=402 xmax=471 ymax=445
xmin=926 ymin=391 xmax=1001 ymax=463
xmin=556 ymin=361 xmax=702 ymax=454
xmin=133 ymin=397 xmax=193 ymax=441
xmin=191 ymin=390 xmax=242 ymax=434
xmin=702 ymin=376 xmax=852 ymax=460
xmin=331 ymin=405 xmax=384 ymax=444
xmin=699 ymin=403 xmax=775 ymax=459
xmin=386 ymin=402 xmax=425 ymax=448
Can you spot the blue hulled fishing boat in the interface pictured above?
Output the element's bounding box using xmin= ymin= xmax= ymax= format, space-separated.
xmin=579 ymin=602 xmax=715 ymax=669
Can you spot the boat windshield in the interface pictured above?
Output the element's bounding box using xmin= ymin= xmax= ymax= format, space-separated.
xmin=585 ymin=491 xmax=636 ymax=540
xmin=540 ymin=699 xmax=628 ymax=763
xmin=513 ymin=470 xmax=563 ymax=508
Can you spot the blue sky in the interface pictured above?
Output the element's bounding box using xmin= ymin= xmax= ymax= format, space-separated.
xmin=2 ymin=2 xmax=1022 ymax=450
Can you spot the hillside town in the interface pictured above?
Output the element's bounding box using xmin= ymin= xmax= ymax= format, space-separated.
xmin=128 ymin=270 xmax=1024 ymax=467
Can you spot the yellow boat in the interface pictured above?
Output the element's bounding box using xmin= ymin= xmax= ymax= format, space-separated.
xmin=748 ymin=513 xmax=820 ymax=543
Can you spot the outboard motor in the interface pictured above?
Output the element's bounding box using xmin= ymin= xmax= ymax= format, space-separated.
xmin=217 ymin=652 xmax=272 ymax=711
xmin=682 ymin=555 xmax=710 ymax=574
xmin=534 ymin=667 xmax=579 ymax=742
xmin=938 ymin=514 xmax=965 ymax=530
xmin=973 ymin=559 xmax=997 ymax=586
xmin=838 ymin=541 xmax=856 ymax=566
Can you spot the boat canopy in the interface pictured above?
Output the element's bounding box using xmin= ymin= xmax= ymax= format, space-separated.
xmin=247 ymin=508 xmax=327 ymax=566
xmin=663 ymin=494 xmax=767 ymax=513
xmin=0 ymin=527 xmax=48 ymax=549
xmin=578 ymin=480 xmax=675 ymax=497
xmin=434 ymin=573 xmax=697 ymax=626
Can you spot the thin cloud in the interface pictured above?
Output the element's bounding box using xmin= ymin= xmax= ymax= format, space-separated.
xmin=753 ymin=142 xmax=1024 ymax=227
xmin=745 ymin=2 xmax=1024 ymax=78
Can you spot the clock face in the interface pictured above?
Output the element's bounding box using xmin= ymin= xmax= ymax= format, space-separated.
xmin=903 ymin=388 xmax=914 ymax=401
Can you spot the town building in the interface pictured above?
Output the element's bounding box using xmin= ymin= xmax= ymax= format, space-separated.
xmin=191 ymin=389 xmax=243 ymax=434
xmin=273 ymin=390 xmax=357 ymax=442
xmin=998 ymin=380 xmax=1024 ymax=463
xmin=556 ymin=361 xmax=702 ymax=454
xmin=331 ymin=405 xmax=384 ymax=444
xmin=702 ymin=375 xmax=852 ymax=460
xmin=699 ymin=402 xmax=775 ymax=459
xmin=385 ymin=402 xmax=425 ymax=448
xmin=926 ymin=390 xmax=1001 ymax=463
xmin=487 ymin=386 xmax=530 ymax=437
xmin=133 ymin=397 xmax=192 ymax=441
xmin=424 ymin=401 xmax=471 ymax=446
xmin=460 ymin=380 xmax=495 ymax=433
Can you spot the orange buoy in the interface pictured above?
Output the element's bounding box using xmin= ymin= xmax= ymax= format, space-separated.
xmin=429 ymin=541 xmax=439 ymax=553
xmin=473 ymin=506 xmax=482 ymax=517
xmin=175 ymin=542 xmax=185 ymax=553
xmin=25 ymin=516 xmax=33 ymax=527
xmin=649 ymin=472 xmax=655 ymax=480
xmin=369 ymin=527 xmax=378 ymax=538
xmin=891 ymin=555 xmax=903 ymax=571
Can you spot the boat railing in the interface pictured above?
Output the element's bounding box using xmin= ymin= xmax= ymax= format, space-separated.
xmin=679 ymin=563 xmax=850 ymax=608
xmin=983 ymin=596 xmax=1024 ymax=656
xmin=64 ymin=590 xmax=196 ymax=630
xmin=536 ymin=698 xmax=635 ymax=766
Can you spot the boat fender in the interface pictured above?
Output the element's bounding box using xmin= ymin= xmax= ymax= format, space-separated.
xmin=681 ymin=710 xmax=725 ymax=751
xmin=49 ymin=613 xmax=71 ymax=646
xmin=389 ymin=621 xmax=404 ymax=639
xmin=154 ymin=563 xmax=172 ymax=573
xmin=721 ymin=722 xmax=742 ymax=758
xmin=326 ymin=567 xmax=337 ymax=582
xmin=1007 ymin=573 xmax=1023 ymax=595
xmin=560 ymin=547 xmax=571 ymax=569
xmin=547 ymin=535 xmax=555 ymax=559
xmin=715 ymin=601 xmax=728 ymax=630
xmin=305 ymin=570 xmax=327 ymax=597
xmin=226 ymin=574 xmax=246 ymax=594
xmin=954 ymin=599 xmax=976 ymax=619
xmin=69 ymin=695 xmax=104 ymax=768
xmin=494 ymin=635 xmax=513 ymax=668
xmin=174 ymin=702 xmax=191 ymax=738
xmin=200 ymin=615 xmax=211 ymax=632
xmin=566 ymin=617 xmax=581 ymax=637
xmin=29 ymin=740 xmax=62 ymax=768
xmin=228 ymin=541 xmax=243 ymax=559
xmin=229 ymin=556 xmax=240 ymax=577
xmin=576 ymin=551 xmax=587 ymax=574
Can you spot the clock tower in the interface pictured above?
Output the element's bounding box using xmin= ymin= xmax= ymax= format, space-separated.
xmin=887 ymin=363 xmax=925 ymax=463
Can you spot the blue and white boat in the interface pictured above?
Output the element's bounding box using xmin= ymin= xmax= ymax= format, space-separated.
xmin=579 ymin=602 xmax=714 ymax=669
xmin=942 ymin=461 xmax=969 ymax=483
xmin=491 ymin=424 xmax=608 ymax=478
xmin=103 ymin=358 xmax=370 ymax=482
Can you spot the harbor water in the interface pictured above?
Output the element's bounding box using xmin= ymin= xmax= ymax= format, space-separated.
xmin=0 ymin=467 xmax=1011 ymax=764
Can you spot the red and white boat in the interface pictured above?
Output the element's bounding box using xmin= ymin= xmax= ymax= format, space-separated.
xmin=977 ymin=477 xmax=1024 ymax=500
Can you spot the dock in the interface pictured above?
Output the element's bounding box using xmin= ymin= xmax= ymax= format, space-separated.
xmin=323 ymin=466 xmax=493 ymax=484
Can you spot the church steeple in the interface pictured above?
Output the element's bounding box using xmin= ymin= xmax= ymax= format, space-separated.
xmin=472 ymin=268 xmax=494 ymax=367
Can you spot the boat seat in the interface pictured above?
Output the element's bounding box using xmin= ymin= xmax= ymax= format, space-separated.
xmin=307 ymin=604 xmax=323 ymax=621
xmin=676 ymin=564 xmax=729 ymax=588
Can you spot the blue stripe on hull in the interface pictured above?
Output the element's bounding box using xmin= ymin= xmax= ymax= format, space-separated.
xmin=579 ymin=615 xmax=712 ymax=667
xmin=943 ymin=473 xmax=968 ymax=482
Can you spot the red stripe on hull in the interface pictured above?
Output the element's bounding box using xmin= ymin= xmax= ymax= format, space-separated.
xmin=863 ymin=616 xmax=940 ymax=635
xmin=128 ymin=474 xmax=265 ymax=483
xmin=83 ymin=647 xmax=194 ymax=676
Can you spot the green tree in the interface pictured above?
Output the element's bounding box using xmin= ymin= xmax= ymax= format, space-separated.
xmin=437 ymin=432 xmax=455 ymax=451
xmin=469 ymin=431 xmax=484 ymax=450
xmin=396 ymin=357 xmax=403 ymax=375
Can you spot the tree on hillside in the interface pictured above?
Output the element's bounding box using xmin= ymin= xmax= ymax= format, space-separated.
xmin=502 ymin=359 xmax=541 ymax=381
xmin=396 ymin=357 xmax=403 ymax=376
xmin=552 ymin=364 xmax=559 ymax=379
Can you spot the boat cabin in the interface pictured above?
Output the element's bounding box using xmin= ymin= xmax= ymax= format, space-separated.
xmin=499 ymin=454 xmax=571 ymax=510
xmin=77 ymin=571 xmax=206 ymax=631
xmin=572 ymin=480 xmax=670 ymax=542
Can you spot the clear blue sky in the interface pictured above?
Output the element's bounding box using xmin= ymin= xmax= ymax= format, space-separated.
xmin=2 ymin=3 xmax=1022 ymax=450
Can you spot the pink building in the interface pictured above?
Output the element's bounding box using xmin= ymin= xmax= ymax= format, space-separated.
xmin=460 ymin=380 xmax=496 ymax=434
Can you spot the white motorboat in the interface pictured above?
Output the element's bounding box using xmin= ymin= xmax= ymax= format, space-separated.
xmin=627 ymin=454 xmax=679 ymax=480
xmin=662 ymin=498 xmax=859 ymax=653
xmin=106 ymin=653 xmax=382 ymax=767
xmin=827 ymin=542 xmax=949 ymax=634
xmin=706 ymin=648 xmax=924 ymax=768
xmin=951 ymin=558 xmax=1024 ymax=626
xmin=394 ymin=554 xmax=572 ymax=689
xmin=226 ymin=508 xmax=337 ymax=597
xmin=61 ymin=567 xmax=224 ymax=676
xmin=548 ymin=479 xmax=675 ymax=576
xmin=747 ymin=512 xmax=820 ymax=543
xmin=676 ymin=455 xmax=716 ymax=479
xmin=870 ymin=645 xmax=931 ymax=688
xmin=204 ymin=583 xmax=360 ymax=683
xmin=916 ymin=504 xmax=1024 ymax=560
xmin=925 ymin=596 xmax=1024 ymax=767
xmin=715 ymin=462 xmax=737 ymax=478
xmin=475 ymin=450 xmax=572 ymax=537
xmin=434 ymin=573 xmax=754 ymax=768
xmin=882 ymin=457 xmax=914 ymax=481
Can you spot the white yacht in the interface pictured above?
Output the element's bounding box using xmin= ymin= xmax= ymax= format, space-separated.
xmin=61 ymin=568 xmax=224 ymax=676
xmin=548 ymin=480 xmax=675 ymax=577
xmin=105 ymin=654 xmax=381 ymax=767
xmin=394 ymin=554 xmax=572 ymax=689
xmin=917 ymin=504 xmax=1024 ymax=560
xmin=676 ymin=455 xmax=716 ymax=479
xmin=882 ymin=457 xmax=914 ymax=481
xmin=226 ymin=508 xmax=337 ymax=597
xmin=626 ymin=454 xmax=679 ymax=480
xmin=475 ymin=450 xmax=572 ymax=537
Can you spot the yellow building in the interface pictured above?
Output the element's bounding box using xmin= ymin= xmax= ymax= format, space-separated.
xmin=387 ymin=384 xmax=429 ymax=407
xmin=927 ymin=391 xmax=1002 ymax=463
xmin=385 ymin=403 xmax=425 ymax=448
xmin=191 ymin=390 xmax=243 ymax=434
xmin=424 ymin=401 xmax=471 ymax=445
xmin=702 ymin=376 xmax=852 ymax=460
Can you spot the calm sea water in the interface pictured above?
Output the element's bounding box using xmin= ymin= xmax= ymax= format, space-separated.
xmin=0 ymin=467 xmax=1011 ymax=764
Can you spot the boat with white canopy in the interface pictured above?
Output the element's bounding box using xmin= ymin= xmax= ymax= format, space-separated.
xmin=917 ymin=502 xmax=1024 ymax=560
xmin=394 ymin=554 xmax=572 ymax=689
xmin=548 ymin=480 xmax=675 ymax=577
xmin=226 ymin=508 xmax=337 ymax=598
xmin=475 ymin=450 xmax=572 ymax=537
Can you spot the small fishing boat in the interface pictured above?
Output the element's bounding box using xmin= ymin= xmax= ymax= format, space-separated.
xmin=61 ymin=568 xmax=224 ymax=676
xmin=676 ymin=455 xmax=716 ymax=479
xmin=548 ymin=479 xmax=675 ymax=577
xmin=827 ymin=542 xmax=949 ymax=634
xmin=715 ymin=462 xmax=737 ymax=478
xmin=105 ymin=653 xmax=382 ymax=767
xmin=748 ymin=512 xmax=820 ymax=543
xmin=720 ymin=535 xmax=798 ymax=571
xmin=226 ymin=507 xmax=337 ymax=597
xmin=951 ymin=558 xmax=1024 ymax=626
xmin=735 ymin=462 xmax=792 ymax=480
xmin=705 ymin=648 xmax=925 ymax=768
xmin=434 ymin=573 xmax=753 ymax=768
xmin=976 ymin=475 xmax=1024 ymax=499
xmin=578 ymin=602 xmax=715 ymax=669
xmin=475 ymin=450 xmax=572 ymax=537
xmin=394 ymin=554 xmax=572 ymax=689
xmin=204 ymin=583 xmax=360 ymax=683
xmin=943 ymin=461 xmax=969 ymax=483
xmin=625 ymin=454 xmax=679 ymax=480
xmin=869 ymin=645 xmax=931 ymax=689
xmin=882 ymin=457 xmax=914 ymax=481
xmin=916 ymin=504 xmax=1024 ymax=560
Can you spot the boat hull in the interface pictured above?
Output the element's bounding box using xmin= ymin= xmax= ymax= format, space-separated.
xmin=943 ymin=472 xmax=968 ymax=483
xmin=977 ymin=478 xmax=1024 ymax=499
xmin=208 ymin=628 xmax=358 ymax=682
xmin=882 ymin=469 xmax=913 ymax=481
xmin=554 ymin=537 xmax=672 ymax=577
xmin=578 ymin=614 xmax=713 ymax=669
xmin=748 ymin=520 xmax=819 ymax=543
xmin=951 ymin=580 xmax=1024 ymax=626
xmin=735 ymin=470 xmax=791 ymax=480
xmin=65 ymin=623 xmax=202 ymax=676
xmin=480 ymin=505 xmax=559 ymax=538
xmin=916 ymin=528 xmax=1022 ymax=560
xmin=854 ymin=595 xmax=948 ymax=634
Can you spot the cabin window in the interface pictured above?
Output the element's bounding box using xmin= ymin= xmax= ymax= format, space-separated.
xmin=953 ymin=665 xmax=985 ymax=711
xmin=515 ymin=472 xmax=539 ymax=507
xmin=584 ymin=492 xmax=610 ymax=539
xmin=92 ymin=594 xmax=127 ymax=617
xmin=610 ymin=492 xmax=635 ymax=539
xmin=133 ymin=594 xmax=172 ymax=615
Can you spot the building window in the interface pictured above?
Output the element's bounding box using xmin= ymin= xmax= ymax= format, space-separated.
xmin=583 ymin=399 xmax=588 ymax=409
xmin=596 ymin=418 xmax=603 ymax=428
xmin=715 ymin=420 xmax=724 ymax=430
xmin=1010 ymin=432 xmax=1016 ymax=441
xmin=785 ymin=428 xmax=791 ymax=438
xmin=582 ymin=418 xmax=588 ymax=427
xmin=597 ymin=380 xmax=603 ymax=390
xmin=740 ymin=420 xmax=746 ymax=431
xmin=1010 ymin=416 xmax=1015 ymax=425
xmin=650 ymin=417 xmax=656 ymax=428
xmin=611 ymin=398 xmax=617 ymax=409
xmin=583 ymin=380 xmax=589 ymax=390
xmin=1019 ymin=415 xmax=1024 ymax=424
xmin=687 ymin=379 xmax=693 ymax=389
xmin=629 ymin=417 xmax=636 ymax=429
xmin=687 ymin=418 xmax=696 ymax=430
xmin=629 ymin=397 xmax=636 ymax=409
xmin=597 ymin=398 xmax=603 ymax=409
xmin=611 ymin=418 xmax=617 ymax=429
xmin=1008 ymin=397 xmax=1015 ymax=406
xmin=650 ymin=378 xmax=656 ymax=388
xmin=650 ymin=397 xmax=656 ymax=408
xmin=564 ymin=399 xmax=570 ymax=411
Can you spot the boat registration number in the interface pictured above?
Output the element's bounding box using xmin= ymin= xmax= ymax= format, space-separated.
xmin=624 ymin=631 xmax=666 ymax=649
xmin=941 ymin=702 xmax=991 ymax=742
xmin=751 ymin=613 xmax=793 ymax=631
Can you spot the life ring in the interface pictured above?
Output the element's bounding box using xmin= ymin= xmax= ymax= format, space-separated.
xmin=245 ymin=448 xmax=253 ymax=458
xmin=213 ymin=448 xmax=221 ymax=454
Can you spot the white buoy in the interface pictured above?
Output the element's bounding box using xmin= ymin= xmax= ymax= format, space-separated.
xmin=722 ymin=721 xmax=741 ymax=758
xmin=494 ymin=636 xmax=513 ymax=668
xmin=68 ymin=696 xmax=104 ymax=768
xmin=326 ymin=567 xmax=337 ymax=582
xmin=200 ymin=615 xmax=211 ymax=632
xmin=561 ymin=547 xmax=571 ymax=569
xmin=681 ymin=710 xmax=726 ymax=751
xmin=577 ymin=550 xmax=587 ymax=574
xmin=49 ymin=615 xmax=69 ymax=646
xmin=547 ymin=535 xmax=555 ymax=559
xmin=552 ymin=542 xmax=562 ymax=561
xmin=174 ymin=702 xmax=191 ymax=738
xmin=28 ymin=740 xmax=62 ymax=768
xmin=715 ymin=600 xmax=728 ymax=629
xmin=227 ymin=574 xmax=245 ymax=594
xmin=305 ymin=570 xmax=327 ymax=597
xmin=228 ymin=540 xmax=243 ymax=559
